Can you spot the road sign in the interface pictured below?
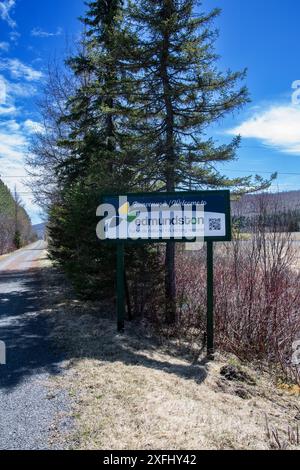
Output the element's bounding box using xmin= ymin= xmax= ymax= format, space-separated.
xmin=97 ymin=190 xmax=231 ymax=242
xmin=96 ymin=190 xmax=232 ymax=357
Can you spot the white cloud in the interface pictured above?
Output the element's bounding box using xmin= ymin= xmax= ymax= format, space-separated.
xmin=0 ymin=75 xmax=6 ymax=103
xmin=9 ymin=30 xmax=20 ymax=43
xmin=228 ymin=104 xmax=300 ymax=155
xmin=0 ymin=58 xmax=43 ymax=81
xmin=0 ymin=119 xmax=42 ymax=222
xmin=0 ymin=74 xmax=36 ymax=102
xmin=0 ymin=104 xmax=16 ymax=116
xmin=0 ymin=41 xmax=9 ymax=51
xmin=0 ymin=73 xmax=37 ymax=117
xmin=1 ymin=119 xmax=20 ymax=131
xmin=0 ymin=126 xmax=26 ymax=158
xmin=7 ymin=81 xmax=37 ymax=97
xmin=0 ymin=61 xmax=42 ymax=222
xmin=23 ymin=119 xmax=43 ymax=134
xmin=0 ymin=76 xmax=16 ymax=115
xmin=0 ymin=121 xmax=29 ymax=206
xmin=0 ymin=0 xmax=16 ymax=28
xmin=31 ymin=27 xmax=62 ymax=38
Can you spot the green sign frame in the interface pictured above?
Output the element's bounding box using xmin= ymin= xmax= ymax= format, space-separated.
xmin=97 ymin=190 xmax=232 ymax=358
xmin=100 ymin=190 xmax=232 ymax=243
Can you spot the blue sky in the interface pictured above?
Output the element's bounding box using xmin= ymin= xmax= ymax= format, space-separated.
xmin=0 ymin=0 xmax=300 ymax=224
xmin=206 ymin=0 xmax=300 ymax=191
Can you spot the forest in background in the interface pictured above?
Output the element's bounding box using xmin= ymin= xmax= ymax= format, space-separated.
xmin=0 ymin=179 xmax=36 ymax=254
xmin=233 ymin=190 xmax=300 ymax=233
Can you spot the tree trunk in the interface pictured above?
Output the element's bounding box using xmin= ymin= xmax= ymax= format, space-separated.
xmin=160 ymin=0 xmax=177 ymax=324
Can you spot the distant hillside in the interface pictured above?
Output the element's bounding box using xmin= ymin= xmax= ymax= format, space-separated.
xmin=231 ymin=190 xmax=300 ymax=232
xmin=0 ymin=179 xmax=36 ymax=254
xmin=232 ymin=190 xmax=300 ymax=216
xmin=32 ymin=223 xmax=46 ymax=240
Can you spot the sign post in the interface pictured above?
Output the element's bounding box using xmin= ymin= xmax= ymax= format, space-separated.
xmin=206 ymin=241 xmax=214 ymax=356
xmin=97 ymin=190 xmax=231 ymax=356
xmin=117 ymin=242 xmax=125 ymax=333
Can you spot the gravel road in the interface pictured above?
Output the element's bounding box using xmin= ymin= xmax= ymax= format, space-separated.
xmin=0 ymin=241 xmax=71 ymax=450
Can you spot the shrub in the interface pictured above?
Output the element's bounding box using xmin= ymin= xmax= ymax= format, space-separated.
xmin=173 ymin=222 xmax=300 ymax=384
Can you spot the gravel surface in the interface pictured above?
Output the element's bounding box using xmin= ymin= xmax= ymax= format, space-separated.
xmin=0 ymin=242 xmax=72 ymax=450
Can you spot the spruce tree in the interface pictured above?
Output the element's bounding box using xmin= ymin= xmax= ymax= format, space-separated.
xmin=47 ymin=0 xmax=129 ymax=295
xmin=128 ymin=0 xmax=274 ymax=323
xmin=47 ymin=1 xmax=163 ymax=301
xmin=57 ymin=0 xmax=123 ymax=189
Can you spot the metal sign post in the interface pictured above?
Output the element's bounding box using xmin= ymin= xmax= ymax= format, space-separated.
xmin=97 ymin=190 xmax=231 ymax=356
xmin=206 ymin=241 xmax=214 ymax=356
xmin=117 ymin=242 xmax=125 ymax=332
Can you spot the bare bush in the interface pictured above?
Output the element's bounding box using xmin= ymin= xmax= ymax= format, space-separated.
xmin=214 ymin=233 xmax=300 ymax=384
xmin=173 ymin=196 xmax=300 ymax=384
xmin=265 ymin=414 xmax=300 ymax=450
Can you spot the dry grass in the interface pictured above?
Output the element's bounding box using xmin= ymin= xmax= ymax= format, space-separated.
xmin=41 ymin=263 xmax=300 ymax=450
xmin=0 ymin=247 xmax=21 ymax=261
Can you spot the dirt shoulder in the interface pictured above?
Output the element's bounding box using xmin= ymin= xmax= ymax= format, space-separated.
xmin=42 ymin=262 xmax=300 ymax=450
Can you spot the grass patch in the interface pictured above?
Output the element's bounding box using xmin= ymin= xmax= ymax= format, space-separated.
xmin=42 ymin=264 xmax=300 ymax=450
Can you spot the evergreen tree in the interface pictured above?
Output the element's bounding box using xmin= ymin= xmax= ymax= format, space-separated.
xmin=127 ymin=0 xmax=274 ymax=322
xmin=47 ymin=0 xmax=163 ymax=301
xmin=58 ymin=0 xmax=141 ymax=192
xmin=57 ymin=0 xmax=121 ymax=188
xmin=48 ymin=0 xmax=128 ymax=294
